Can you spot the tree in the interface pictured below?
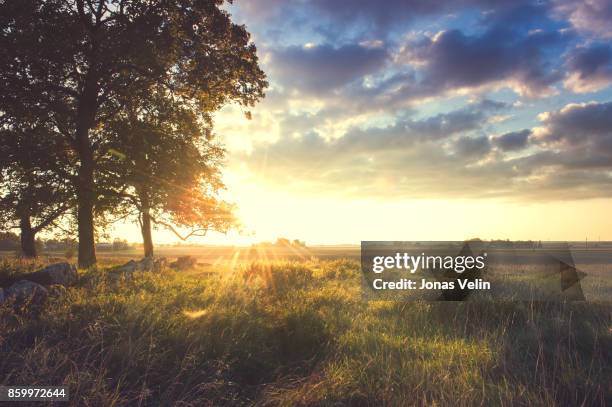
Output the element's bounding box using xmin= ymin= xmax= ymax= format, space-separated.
xmin=0 ymin=0 xmax=266 ymax=267
xmin=104 ymin=90 xmax=236 ymax=257
xmin=0 ymin=120 xmax=74 ymax=258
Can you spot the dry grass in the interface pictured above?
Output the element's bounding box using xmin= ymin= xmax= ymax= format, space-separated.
xmin=0 ymin=257 xmax=610 ymax=406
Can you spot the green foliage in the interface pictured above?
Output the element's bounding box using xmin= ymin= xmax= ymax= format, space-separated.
xmin=0 ymin=258 xmax=610 ymax=406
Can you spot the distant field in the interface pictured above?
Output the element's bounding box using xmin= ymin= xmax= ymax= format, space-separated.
xmin=6 ymin=242 xmax=612 ymax=264
xmin=0 ymin=245 xmax=362 ymax=266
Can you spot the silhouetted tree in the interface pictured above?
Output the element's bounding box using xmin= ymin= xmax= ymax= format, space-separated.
xmin=0 ymin=0 xmax=266 ymax=267
xmin=104 ymin=90 xmax=236 ymax=257
xmin=0 ymin=120 xmax=74 ymax=258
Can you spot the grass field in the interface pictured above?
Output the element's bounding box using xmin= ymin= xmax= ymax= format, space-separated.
xmin=1 ymin=255 xmax=611 ymax=406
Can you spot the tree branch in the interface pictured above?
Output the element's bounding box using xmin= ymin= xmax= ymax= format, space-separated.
xmin=32 ymin=203 xmax=71 ymax=233
xmin=149 ymin=215 xmax=208 ymax=241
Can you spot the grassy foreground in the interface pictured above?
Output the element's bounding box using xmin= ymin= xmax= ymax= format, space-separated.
xmin=1 ymin=257 xmax=610 ymax=406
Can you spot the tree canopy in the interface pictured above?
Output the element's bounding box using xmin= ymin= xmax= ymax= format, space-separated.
xmin=103 ymin=89 xmax=236 ymax=257
xmin=0 ymin=105 xmax=74 ymax=257
xmin=0 ymin=0 xmax=267 ymax=266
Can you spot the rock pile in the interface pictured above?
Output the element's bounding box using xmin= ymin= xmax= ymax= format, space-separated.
xmin=20 ymin=262 xmax=78 ymax=286
xmin=109 ymin=257 xmax=167 ymax=278
xmin=0 ymin=258 xmax=168 ymax=309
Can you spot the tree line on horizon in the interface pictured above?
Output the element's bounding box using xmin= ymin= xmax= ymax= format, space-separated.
xmin=0 ymin=0 xmax=267 ymax=267
xmin=0 ymin=231 xmax=131 ymax=254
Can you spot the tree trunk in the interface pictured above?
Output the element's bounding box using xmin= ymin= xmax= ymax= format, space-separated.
xmin=141 ymin=209 xmax=154 ymax=258
xmin=76 ymin=147 xmax=97 ymax=268
xmin=134 ymin=123 xmax=154 ymax=258
xmin=74 ymin=138 xmax=97 ymax=268
xmin=75 ymin=70 xmax=99 ymax=268
xmin=19 ymin=214 xmax=37 ymax=258
xmin=138 ymin=188 xmax=154 ymax=257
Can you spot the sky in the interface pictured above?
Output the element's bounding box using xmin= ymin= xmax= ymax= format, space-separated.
xmin=115 ymin=0 xmax=612 ymax=245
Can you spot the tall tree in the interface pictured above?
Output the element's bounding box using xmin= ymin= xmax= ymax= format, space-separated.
xmin=0 ymin=0 xmax=266 ymax=267
xmin=104 ymin=91 xmax=236 ymax=257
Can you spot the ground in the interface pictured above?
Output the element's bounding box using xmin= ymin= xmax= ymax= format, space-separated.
xmin=0 ymin=254 xmax=610 ymax=406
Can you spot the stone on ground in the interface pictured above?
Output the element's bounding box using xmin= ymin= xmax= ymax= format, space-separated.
xmin=170 ymin=256 xmax=197 ymax=270
xmin=5 ymin=280 xmax=49 ymax=306
xmin=22 ymin=262 xmax=78 ymax=287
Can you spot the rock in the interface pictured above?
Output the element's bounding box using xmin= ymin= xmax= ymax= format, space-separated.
xmin=110 ymin=257 xmax=168 ymax=278
xmin=170 ymin=255 xmax=197 ymax=270
xmin=22 ymin=262 xmax=78 ymax=287
xmin=153 ymin=257 xmax=167 ymax=272
xmin=107 ymin=260 xmax=138 ymax=282
xmin=5 ymin=280 xmax=49 ymax=307
xmin=113 ymin=260 xmax=138 ymax=274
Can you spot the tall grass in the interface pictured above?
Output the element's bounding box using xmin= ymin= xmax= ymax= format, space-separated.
xmin=0 ymin=257 xmax=610 ymax=406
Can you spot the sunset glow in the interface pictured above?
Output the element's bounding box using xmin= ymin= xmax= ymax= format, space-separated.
xmin=107 ymin=0 xmax=612 ymax=245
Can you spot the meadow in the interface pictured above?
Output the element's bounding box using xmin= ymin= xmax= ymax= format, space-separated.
xmin=0 ymin=254 xmax=610 ymax=406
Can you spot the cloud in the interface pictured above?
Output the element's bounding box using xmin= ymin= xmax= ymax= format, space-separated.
xmin=306 ymin=0 xmax=456 ymax=38
xmin=288 ymin=99 xmax=504 ymax=146
xmin=555 ymin=0 xmax=612 ymax=39
xmin=235 ymin=100 xmax=612 ymax=200
xmin=236 ymin=102 xmax=512 ymax=196
xmin=235 ymin=1 xmax=584 ymax=135
xmin=495 ymin=101 xmax=612 ymax=198
xmin=224 ymin=1 xmax=612 ymax=202
xmin=453 ymin=136 xmax=491 ymax=158
xmin=238 ymin=0 xmax=533 ymax=42
xmin=403 ymin=24 xmax=569 ymax=97
xmin=270 ymin=3 xmax=573 ymax=116
xmin=564 ymin=43 xmax=612 ymax=93
xmin=535 ymin=101 xmax=612 ymax=146
xmin=332 ymin=106 xmax=494 ymax=153
xmin=269 ymin=43 xmax=388 ymax=93
xmin=261 ymin=23 xmax=570 ymax=127
xmin=492 ymin=130 xmax=531 ymax=151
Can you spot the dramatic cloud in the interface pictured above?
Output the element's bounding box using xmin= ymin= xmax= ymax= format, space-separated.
xmin=240 ymin=1 xmax=574 ymax=99
xmin=270 ymin=43 xmax=388 ymax=93
xmin=535 ymin=101 xmax=612 ymax=148
xmin=259 ymin=101 xmax=499 ymax=152
xmin=236 ymin=0 xmax=531 ymax=41
xmin=235 ymin=101 xmax=612 ymax=200
xmin=263 ymin=4 xmax=573 ymax=117
xmin=236 ymin=2 xmax=580 ymax=129
xmin=564 ymin=44 xmax=612 ymax=93
xmin=403 ymin=24 xmax=569 ymax=97
xmin=307 ymin=0 xmax=466 ymax=38
xmin=224 ymin=1 xmax=612 ymax=202
xmin=237 ymin=102 xmax=509 ymax=195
